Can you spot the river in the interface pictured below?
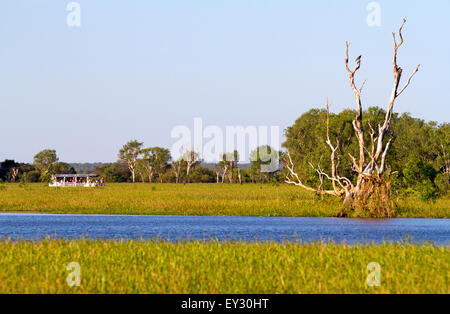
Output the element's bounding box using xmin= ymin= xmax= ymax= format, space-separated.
xmin=0 ymin=213 xmax=448 ymax=244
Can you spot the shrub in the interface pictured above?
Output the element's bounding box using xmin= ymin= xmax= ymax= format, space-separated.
xmin=434 ymin=173 xmax=449 ymax=195
xmin=22 ymin=170 xmax=41 ymax=183
xmin=418 ymin=179 xmax=438 ymax=201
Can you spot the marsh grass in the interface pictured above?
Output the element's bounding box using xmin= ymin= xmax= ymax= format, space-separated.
xmin=0 ymin=239 xmax=447 ymax=294
xmin=0 ymin=183 xmax=448 ymax=218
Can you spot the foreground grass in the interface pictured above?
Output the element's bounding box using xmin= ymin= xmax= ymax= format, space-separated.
xmin=0 ymin=239 xmax=447 ymax=294
xmin=0 ymin=183 xmax=448 ymax=218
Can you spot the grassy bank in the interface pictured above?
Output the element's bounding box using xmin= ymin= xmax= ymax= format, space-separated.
xmin=0 ymin=183 xmax=448 ymax=218
xmin=0 ymin=239 xmax=447 ymax=293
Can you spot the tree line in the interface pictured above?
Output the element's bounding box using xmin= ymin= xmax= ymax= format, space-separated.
xmin=0 ymin=107 xmax=448 ymax=199
xmin=0 ymin=144 xmax=283 ymax=185
xmin=95 ymin=143 xmax=282 ymax=184
xmin=284 ymin=107 xmax=449 ymax=201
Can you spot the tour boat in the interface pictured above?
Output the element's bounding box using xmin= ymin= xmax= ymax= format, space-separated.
xmin=49 ymin=174 xmax=104 ymax=187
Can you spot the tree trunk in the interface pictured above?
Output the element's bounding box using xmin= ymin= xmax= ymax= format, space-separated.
xmin=216 ymin=171 xmax=220 ymax=183
xmin=186 ymin=165 xmax=191 ymax=183
xmin=339 ymin=175 xmax=394 ymax=217
xmin=221 ymin=168 xmax=227 ymax=184
xmin=229 ymin=161 xmax=234 ymax=183
xmin=10 ymin=168 xmax=19 ymax=182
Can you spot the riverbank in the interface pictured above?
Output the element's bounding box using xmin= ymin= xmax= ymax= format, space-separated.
xmin=0 ymin=239 xmax=447 ymax=293
xmin=0 ymin=183 xmax=448 ymax=218
xmin=1 ymin=213 xmax=448 ymax=244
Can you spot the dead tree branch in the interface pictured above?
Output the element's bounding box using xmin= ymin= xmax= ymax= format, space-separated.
xmin=364 ymin=18 xmax=420 ymax=175
xmin=285 ymin=101 xmax=351 ymax=197
xmin=345 ymin=42 xmax=366 ymax=172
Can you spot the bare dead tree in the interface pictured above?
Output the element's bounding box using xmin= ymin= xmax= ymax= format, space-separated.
xmin=227 ymin=151 xmax=239 ymax=183
xmin=228 ymin=161 xmax=234 ymax=183
xmin=214 ymin=168 xmax=221 ymax=183
xmin=285 ymin=19 xmax=420 ymax=216
xmin=9 ymin=168 xmax=19 ymax=182
xmin=217 ymin=153 xmax=229 ymax=184
xmin=286 ymin=100 xmax=350 ymax=197
xmin=183 ymin=150 xmax=200 ymax=183
xmin=237 ymin=168 xmax=242 ymax=184
xmin=171 ymin=159 xmax=183 ymax=183
xmin=221 ymin=163 xmax=228 ymax=183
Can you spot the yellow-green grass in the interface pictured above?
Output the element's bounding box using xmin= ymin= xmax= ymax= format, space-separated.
xmin=0 ymin=183 xmax=448 ymax=218
xmin=0 ymin=239 xmax=447 ymax=293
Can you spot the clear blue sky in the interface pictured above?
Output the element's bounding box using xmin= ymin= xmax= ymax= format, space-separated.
xmin=0 ymin=0 xmax=449 ymax=163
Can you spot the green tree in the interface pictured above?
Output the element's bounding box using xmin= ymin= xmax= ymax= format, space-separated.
xmin=189 ymin=165 xmax=216 ymax=183
xmin=135 ymin=159 xmax=148 ymax=183
xmin=139 ymin=147 xmax=171 ymax=183
xmin=434 ymin=173 xmax=449 ymax=195
xmin=217 ymin=153 xmax=229 ymax=183
xmin=171 ymin=158 xmax=185 ymax=183
xmin=0 ymin=160 xmax=20 ymax=182
xmin=33 ymin=149 xmax=58 ymax=181
xmin=216 ymin=150 xmax=241 ymax=184
xmin=102 ymin=162 xmax=131 ymax=183
xmin=182 ymin=150 xmax=200 ymax=183
xmin=118 ymin=140 xmax=143 ymax=183
xmin=403 ymin=155 xmax=437 ymax=187
xmin=52 ymin=162 xmax=76 ymax=175
xmin=228 ymin=150 xmax=240 ymax=183
xmin=249 ymin=145 xmax=280 ymax=183
xmin=283 ymin=108 xmax=355 ymax=187
xmin=153 ymin=147 xmax=171 ymax=183
xmin=284 ymin=108 xmax=450 ymax=198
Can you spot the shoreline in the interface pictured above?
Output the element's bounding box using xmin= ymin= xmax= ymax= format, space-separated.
xmin=0 ymin=183 xmax=448 ymax=219
xmin=0 ymin=211 xmax=449 ymax=220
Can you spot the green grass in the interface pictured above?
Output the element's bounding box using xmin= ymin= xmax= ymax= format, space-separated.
xmin=0 ymin=183 xmax=448 ymax=217
xmin=0 ymin=239 xmax=447 ymax=294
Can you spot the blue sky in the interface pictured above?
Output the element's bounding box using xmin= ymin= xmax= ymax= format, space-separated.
xmin=0 ymin=0 xmax=449 ymax=162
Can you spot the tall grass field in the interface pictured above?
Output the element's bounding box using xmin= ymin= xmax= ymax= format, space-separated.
xmin=0 ymin=183 xmax=448 ymax=218
xmin=0 ymin=239 xmax=447 ymax=294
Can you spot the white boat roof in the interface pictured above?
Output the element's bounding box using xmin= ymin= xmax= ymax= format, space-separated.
xmin=53 ymin=174 xmax=98 ymax=178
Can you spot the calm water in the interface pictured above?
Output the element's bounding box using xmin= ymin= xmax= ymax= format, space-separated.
xmin=0 ymin=213 xmax=449 ymax=244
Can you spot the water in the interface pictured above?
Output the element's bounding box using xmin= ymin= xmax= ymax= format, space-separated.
xmin=0 ymin=213 xmax=448 ymax=244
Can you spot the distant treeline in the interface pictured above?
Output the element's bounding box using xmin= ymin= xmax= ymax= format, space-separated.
xmin=70 ymin=163 xmax=106 ymax=174
xmin=1 ymin=107 xmax=448 ymax=199
xmin=69 ymin=162 xmax=251 ymax=175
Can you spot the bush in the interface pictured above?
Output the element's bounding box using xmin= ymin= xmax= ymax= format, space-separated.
xmin=103 ymin=162 xmax=130 ymax=182
xmin=434 ymin=173 xmax=449 ymax=195
xmin=21 ymin=170 xmax=41 ymax=183
xmin=389 ymin=171 xmax=403 ymax=194
xmin=403 ymin=155 xmax=437 ymax=186
xmin=418 ymin=179 xmax=438 ymax=201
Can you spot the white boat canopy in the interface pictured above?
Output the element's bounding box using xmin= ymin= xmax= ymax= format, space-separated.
xmin=53 ymin=174 xmax=98 ymax=178
xmin=49 ymin=174 xmax=104 ymax=187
